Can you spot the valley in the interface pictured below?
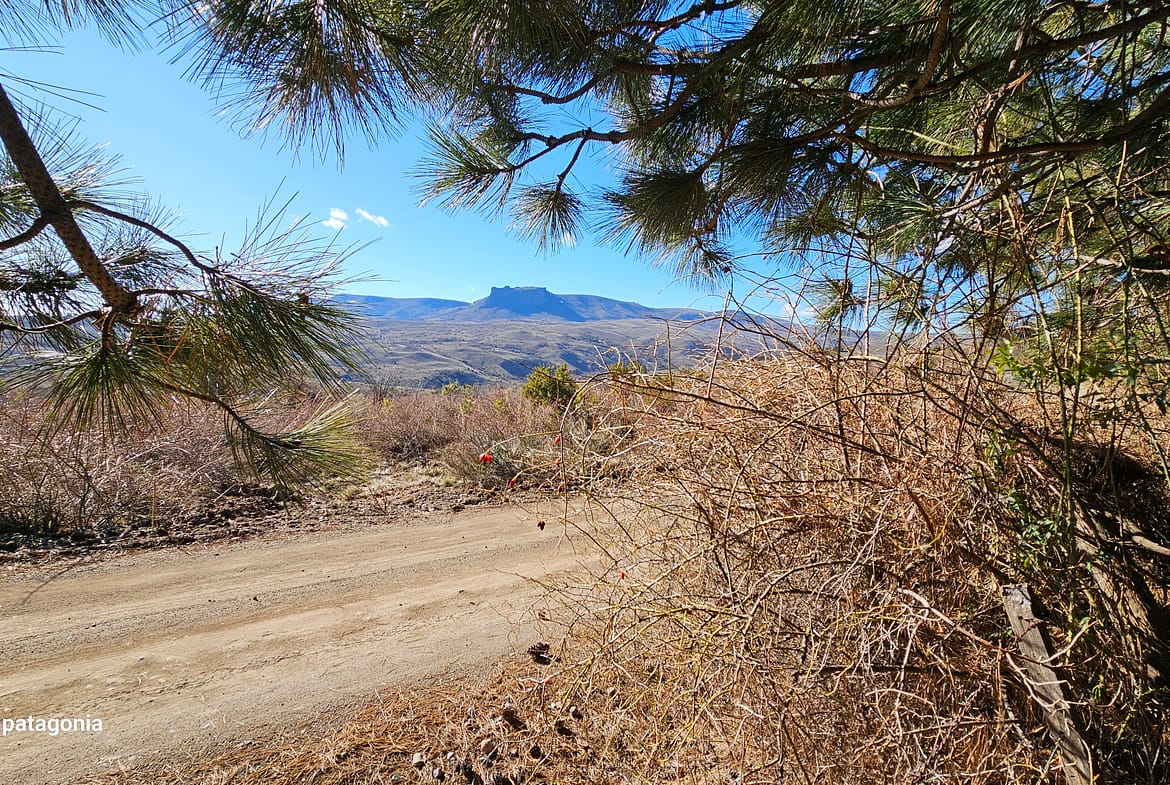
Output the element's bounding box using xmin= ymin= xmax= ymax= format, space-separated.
xmin=338 ymin=286 xmax=787 ymax=387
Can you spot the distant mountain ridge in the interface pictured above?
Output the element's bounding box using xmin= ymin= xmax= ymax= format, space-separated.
xmin=335 ymin=286 xmax=710 ymax=322
xmin=333 ymin=286 xmax=786 ymax=388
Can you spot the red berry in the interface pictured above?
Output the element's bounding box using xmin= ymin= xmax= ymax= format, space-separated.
xmin=554 ymin=457 xmax=561 ymax=465
xmin=553 ymin=435 xmax=561 ymax=444
xmin=479 ymin=453 xmax=493 ymax=464
xmin=619 ymin=570 xmax=626 ymax=579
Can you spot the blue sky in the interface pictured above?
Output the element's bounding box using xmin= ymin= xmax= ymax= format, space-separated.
xmin=0 ymin=27 xmax=745 ymax=311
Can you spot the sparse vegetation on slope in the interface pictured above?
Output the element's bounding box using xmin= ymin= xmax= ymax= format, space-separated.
xmin=75 ymin=341 xmax=1170 ymax=784
xmin=0 ymin=384 xmax=563 ymax=561
xmin=538 ymin=349 xmax=1170 ymax=783
xmin=9 ymin=0 xmax=1168 ymax=781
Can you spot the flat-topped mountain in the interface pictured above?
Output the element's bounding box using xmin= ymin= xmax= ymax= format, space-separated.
xmin=466 ymin=285 xmax=583 ymax=320
xmin=336 ymin=286 xmax=709 ymax=323
xmin=333 ymin=286 xmax=787 ymax=389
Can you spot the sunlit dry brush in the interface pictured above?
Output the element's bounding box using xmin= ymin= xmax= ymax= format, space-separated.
xmin=0 ymin=382 xmax=560 ymax=553
xmin=357 ymin=386 xmax=561 ymax=489
xmin=83 ymin=656 xmax=707 ymax=785
xmin=0 ymin=386 xmax=370 ymax=557
xmin=541 ymin=350 xmax=1169 ymax=784
xmin=0 ymin=393 xmax=245 ymax=542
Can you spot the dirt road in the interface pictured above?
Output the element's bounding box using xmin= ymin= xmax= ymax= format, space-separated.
xmin=0 ymin=503 xmax=587 ymax=785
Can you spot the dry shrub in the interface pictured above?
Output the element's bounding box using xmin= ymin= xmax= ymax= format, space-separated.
xmin=0 ymin=396 xmax=233 ymax=534
xmin=0 ymin=393 xmax=330 ymax=551
xmin=83 ymin=652 xmax=747 ymax=785
xmin=358 ymin=389 xmax=469 ymax=461
xmin=0 ymin=382 xmax=557 ymax=553
xmin=535 ymin=349 xmax=1170 ymax=784
xmin=358 ymin=387 xmax=561 ymax=488
xmin=77 ymin=351 xmax=1170 ymax=785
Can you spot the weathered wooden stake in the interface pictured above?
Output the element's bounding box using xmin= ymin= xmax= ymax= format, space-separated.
xmin=1002 ymin=583 xmax=1093 ymax=785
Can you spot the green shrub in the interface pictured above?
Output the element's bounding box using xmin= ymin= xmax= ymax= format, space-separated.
xmin=521 ymin=364 xmax=577 ymax=411
xmin=606 ymin=360 xmax=646 ymax=379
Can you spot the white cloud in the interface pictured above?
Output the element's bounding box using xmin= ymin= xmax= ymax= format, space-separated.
xmin=774 ymin=299 xmax=817 ymax=323
xmin=321 ymin=208 xmax=349 ymax=231
xmin=355 ymin=208 xmax=389 ymax=228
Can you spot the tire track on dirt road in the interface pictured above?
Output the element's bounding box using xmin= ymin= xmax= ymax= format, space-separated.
xmin=0 ymin=503 xmax=589 ymax=785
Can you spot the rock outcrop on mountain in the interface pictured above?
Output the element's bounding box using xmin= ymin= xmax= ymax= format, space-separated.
xmin=333 ymin=286 xmax=786 ymax=388
xmin=335 ymin=286 xmax=709 ymax=323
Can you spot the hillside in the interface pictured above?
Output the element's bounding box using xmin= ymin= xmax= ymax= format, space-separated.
xmin=334 ymin=287 xmax=781 ymax=388
xmin=335 ymin=286 xmax=710 ymax=323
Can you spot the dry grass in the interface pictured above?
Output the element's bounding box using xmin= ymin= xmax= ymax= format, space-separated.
xmin=0 ymin=393 xmax=248 ymax=542
xmin=0 ymin=384 xmax=563 ymax=550
xmin=22 ymin=348 xmax=1170 ymax=784
xmin=81 ymin=645 xmax=756 ymax=785
xmin=533 ymin=349 xmax=1170 ymax=783
xmin=358 ymin=386 xmax=562 ymax=489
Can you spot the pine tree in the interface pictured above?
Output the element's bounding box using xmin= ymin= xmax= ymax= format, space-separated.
xmin=185 ymin=3 xmax=1162 ymax=280
xmin=0 ymin=0 xmax=369 ymax=488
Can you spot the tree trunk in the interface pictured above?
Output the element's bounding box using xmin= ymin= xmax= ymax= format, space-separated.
xmin=0 ymin=82 xmax=135 ymax=314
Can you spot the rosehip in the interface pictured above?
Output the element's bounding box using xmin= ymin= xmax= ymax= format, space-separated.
xmin=479 ymin=452 xmax=493 ymax=464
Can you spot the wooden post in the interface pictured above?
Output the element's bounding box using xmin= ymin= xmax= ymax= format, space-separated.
xmin=1002 ymin=583 xmax=1094 ymax=785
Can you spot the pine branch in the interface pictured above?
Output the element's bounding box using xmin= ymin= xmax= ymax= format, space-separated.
xmin=0 ymin=83 xmax=136 ymax=313
xmin=0 ymin=212 xmax=50 ymax=250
